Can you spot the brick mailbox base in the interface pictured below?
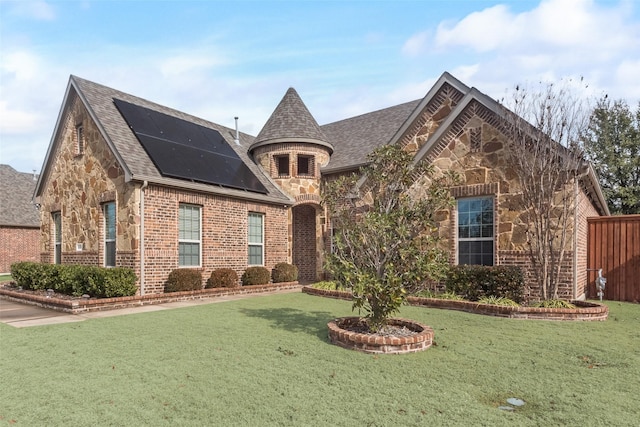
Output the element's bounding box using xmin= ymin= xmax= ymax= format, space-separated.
xmin=327 ymin=316 xmax=434 ymax=354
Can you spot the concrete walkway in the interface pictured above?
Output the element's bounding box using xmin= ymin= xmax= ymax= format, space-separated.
xmin=0 ymin=287 xmax=302 ymax=328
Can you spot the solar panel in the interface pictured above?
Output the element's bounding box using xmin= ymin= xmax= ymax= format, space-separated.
xmin=113 ymin=98 xmax=267 ymax=194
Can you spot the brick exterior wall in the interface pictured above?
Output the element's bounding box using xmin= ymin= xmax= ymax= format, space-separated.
xmin=141 ymin=185 xmax=289 ymax=293
xmin=0 ymin=226 xmax=40 ymax=273
xmin=575 ymin=185 xmax=600 ymax=298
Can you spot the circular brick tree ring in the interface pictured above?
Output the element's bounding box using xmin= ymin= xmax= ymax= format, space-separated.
xmin=327 ymin=316 xmax=434 ymax=354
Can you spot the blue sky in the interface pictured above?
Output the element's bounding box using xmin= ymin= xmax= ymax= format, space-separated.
xmin=1 ymin=0 xmax=639 ymax=174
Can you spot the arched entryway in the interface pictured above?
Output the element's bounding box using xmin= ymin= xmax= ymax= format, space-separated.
xmin=292 ymin=204 xmax=317 ymax=283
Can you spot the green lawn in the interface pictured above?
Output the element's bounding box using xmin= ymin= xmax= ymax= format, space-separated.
xmin=0 ymin=275 xmax=12 ymax=283
xmin=0 ymin=293 xmax=638 ymax=426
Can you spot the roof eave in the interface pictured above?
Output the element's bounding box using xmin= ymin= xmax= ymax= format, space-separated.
xmin=130 ymin=174 xmax=295 ymax=206
xmin=249 ymin=137 xmax=334 ymax=154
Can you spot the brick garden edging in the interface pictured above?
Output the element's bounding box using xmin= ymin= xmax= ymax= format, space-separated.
xmin=328 ymin=316 xmax=434 ymax=354
xmin=302 ymin=287 xmax=609 ymax=321
xmin=0 ymin=282 xmax=301 ymax=314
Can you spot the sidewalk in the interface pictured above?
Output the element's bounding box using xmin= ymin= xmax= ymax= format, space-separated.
xmin=0 ymin=287 xmax=302 ymax=328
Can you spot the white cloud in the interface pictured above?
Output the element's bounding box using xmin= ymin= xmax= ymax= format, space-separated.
xmin=434 ymin=4 xmax=515 ymax=52
xmin=401 ymin=31 xmax=430 ymax=57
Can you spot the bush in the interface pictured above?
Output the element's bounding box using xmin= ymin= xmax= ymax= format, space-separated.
xmin=206 ymin=268 xmax=238 ymax=288
xmin=271 ymin=263 xmax=298 ymax=283
xmin=312 ymin=280 xmax=342 ymax=290
xmin=164 ymin=269 xmax=203 ymax=293
xmin=241 ymin=266 xmax=270 ymax=286
xmin=9 ymin=262 xmax=137 ymax=297
xmin=444 ymin=265 xmax=524 ymax=303
xmin=530 ymin=299 xmax=576 ymax=309
xmin=478 ymin=296 xmax=521 ymax=307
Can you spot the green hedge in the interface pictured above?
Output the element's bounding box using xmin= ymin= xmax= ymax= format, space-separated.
xmin=444 ymin=265 xmax=524 ymax=303
xmin=271 ymin=263 xmax=298 ymax=283
xmin=10 ymin=262 xmax=137 ymax=298
xmin=164 ymin=269 xmax=203 ymax=293
xmin=241 ymin=266 xmax=271 ymax=286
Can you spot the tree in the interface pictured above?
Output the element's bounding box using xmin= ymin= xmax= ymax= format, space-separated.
xmin=322 ymin=144 xmax=457 ymax=332
xmin=499 ymin=79 xmax=591 ymax=300
xmin=582 ymin=97 xmax=640 ymax=215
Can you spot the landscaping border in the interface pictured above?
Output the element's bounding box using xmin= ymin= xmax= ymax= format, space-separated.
xmin=302 ymin=287 xmax=609 ymax=321
xmin=0 ymin=282 xmax=301 ymax=314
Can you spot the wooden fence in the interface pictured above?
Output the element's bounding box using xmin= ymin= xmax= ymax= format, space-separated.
xmin=587 ymin=215 xmax=640 ymax=302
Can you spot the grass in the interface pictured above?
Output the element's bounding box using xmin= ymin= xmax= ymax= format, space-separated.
xmin=0 ymin=293 xmax=638 ymax=426
xmin=0 ymin=275 xmax=12 ymax=283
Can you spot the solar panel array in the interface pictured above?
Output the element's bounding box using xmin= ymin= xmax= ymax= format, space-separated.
xmin=113 ymin=98 xmax=267 ymax=194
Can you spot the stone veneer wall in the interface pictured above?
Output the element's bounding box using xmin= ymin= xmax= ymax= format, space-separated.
xmin=38 ymin=91 xmax=141 ymax=282
xmin=399 ymin=88 xmax=595 ymax=297
xmin=141 ymin=185 xmax=289 ymax=293
xmin=0 ymin=226 xmax=40 ymax=273
xmin=253 ymin=142 xmax=331 ymax=283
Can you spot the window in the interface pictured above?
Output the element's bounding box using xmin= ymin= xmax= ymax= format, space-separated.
xmin=179 ymin=204 xmax=201 ymax=267
xmin=275 ymin=155 xmax=289 ymax=177
xmin=297 ymin=155 xmax=314 ymax=176
xmin=457 ymin=197 xmax=494 ymax=266
xmin=104 ymin=202 xmax=116 ymax=267
xmin=248 ymin=213 xmax=264 ymax=265
xmin=52 ymin=212 xmax=61 ymax=264
xmin=76 ymin=124 xmax=84 ymax=155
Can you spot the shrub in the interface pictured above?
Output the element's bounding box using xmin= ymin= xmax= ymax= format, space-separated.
xmin=206 ymin=268 xmax=239 ymax=288
xmin=164 ymin=269 xmax=203 ymax=293
xmin=444 ymin=265 xmax=524 ymax=303
xmin=312 ymin=280 xmax=341 ymax=290
xmin=87 ymin=267 xmax=138 ymax=298
xmin=9 ymin=262 xmax=137 ymax=297
xmin=271 ymin=263 xmax=298 ymax=283
xmin=241 ymin=266 xmax=270 ymax=286
xmin=530 ymin=299 xmax=576 ymax=309
xmin=414 ymin=289 xmax=465 ymax=300
xmin=478 ymin=296 xmax=520 ymax=307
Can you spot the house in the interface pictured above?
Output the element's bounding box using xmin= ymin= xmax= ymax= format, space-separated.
xmin=0 ymin=165 xmax=41 ymax=273
xmin=34 ymin=72 xmax=609 ymax=298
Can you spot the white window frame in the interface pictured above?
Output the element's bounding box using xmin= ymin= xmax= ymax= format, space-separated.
xmin=53 ymin=211 xmax=61 ymax=264
xmin=248 ymin=212 xmax=264 ymax=266
xmin=178 ymin=204 xmax=202 ymax=267
xmin=456 ymin=196 xmax=495 ymax=266
xmin=104 ymin=202 xmax=116 ymax=267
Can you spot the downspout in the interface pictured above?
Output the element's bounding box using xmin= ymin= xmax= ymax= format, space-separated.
xmin=140 ymin=180 xmax=148 ymax=296
xmin=572 ymin=179 xmax=578 ymax=300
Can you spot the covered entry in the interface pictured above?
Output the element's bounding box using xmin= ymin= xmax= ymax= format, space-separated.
xmin=292 ymin=204 xmax=318 ymax=283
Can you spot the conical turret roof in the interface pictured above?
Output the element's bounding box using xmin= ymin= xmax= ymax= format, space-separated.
xmin=250 ymin=88 xmax=333 ymax=153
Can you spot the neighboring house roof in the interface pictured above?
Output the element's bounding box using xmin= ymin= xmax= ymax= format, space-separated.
xmin=321 ymin=100 xmax=420 ymax=173
xmin=0 ymin=165 xmax=40 ymax=228
xmin=35 ymin=76 xmax=293 ymax=205
xmin=251 ymin=88 xmax=333 ymax=153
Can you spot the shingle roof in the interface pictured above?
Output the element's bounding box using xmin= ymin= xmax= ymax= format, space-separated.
xmin=0 ymin=165 xmax=40 ymax=227
xmin=321 ymin=100 xmax=420 ymax=172
xmin=36 ymin=76 xmax=292 ymax=205
xmin=251 ymin=88 xmax=333 ymax=152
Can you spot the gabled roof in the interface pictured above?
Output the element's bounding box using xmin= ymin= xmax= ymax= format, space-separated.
xmin=317 ymin=71 xmax=609 ymax=215
xmin=0 ymin=165 xmax=40 ymax=227
xmin=250 ymin=88 xmax=333 ymax=152
xmin=321 ymin=100 xmax=420 ymax=173
xmin=35 ymin=76 xmax=293 ymax=205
